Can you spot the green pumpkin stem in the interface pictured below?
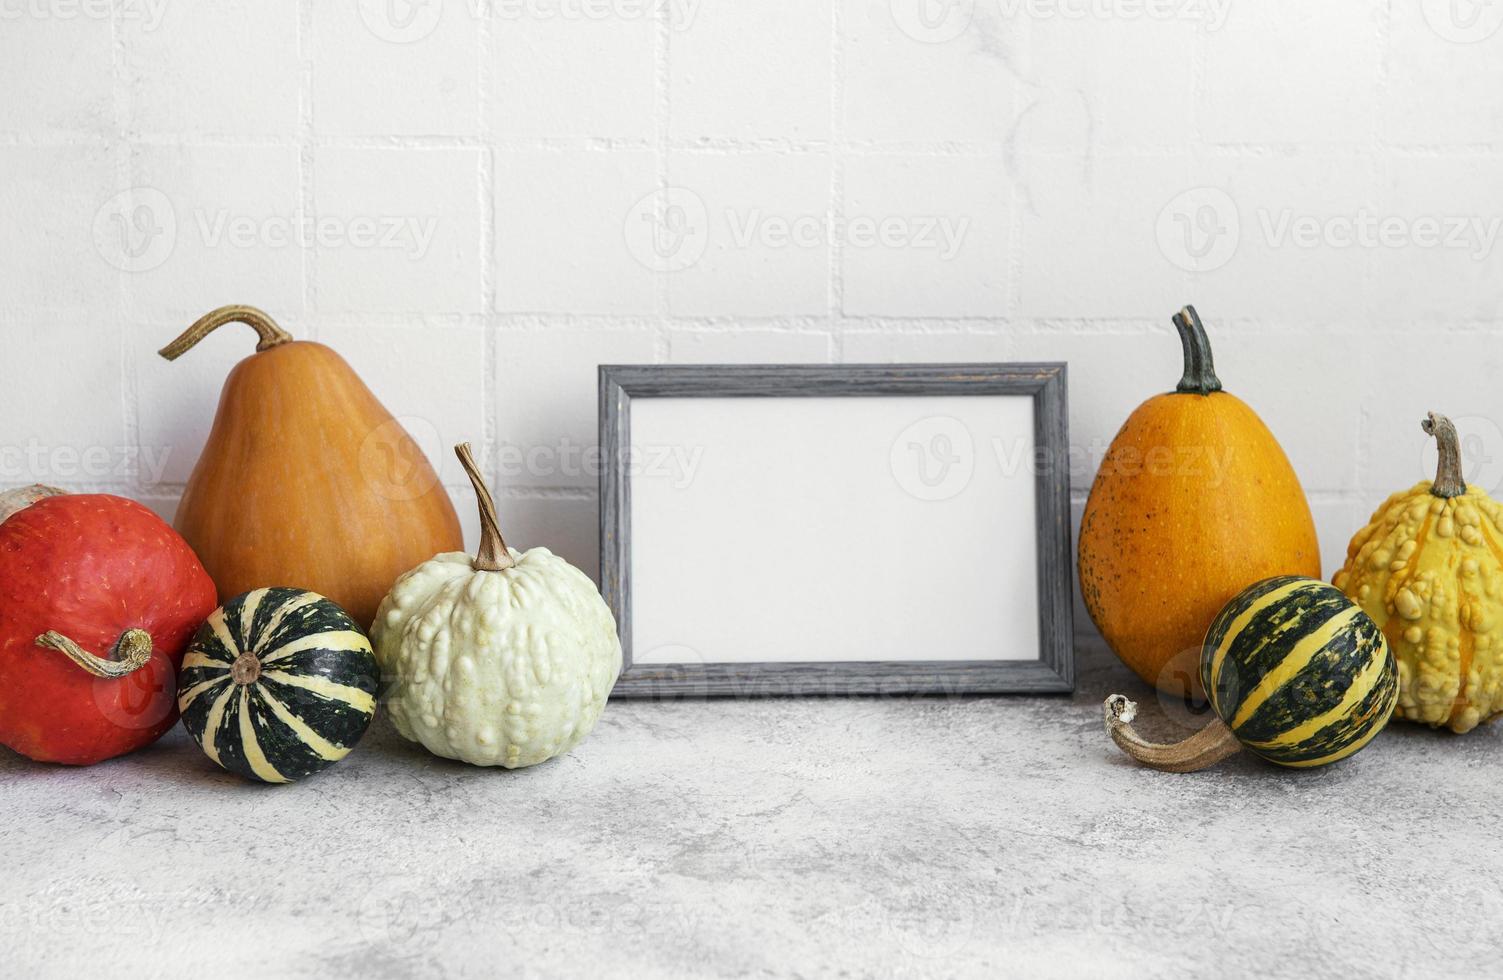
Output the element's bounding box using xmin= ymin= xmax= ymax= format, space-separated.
xmin=1103 ymin=695 xmax=1242 ymax=773
xmin=159 ymin=305 xmax=294 ymax=361
xmin=1423 ymin=412 xmax=1467 ymax=499
xmin=456 ymin=443 xmax=515 ymax=573
xmin=36 ymin=629 xmax=154 ymax=679
xmin=1172 ymin=305 xmax=1223 ymax=396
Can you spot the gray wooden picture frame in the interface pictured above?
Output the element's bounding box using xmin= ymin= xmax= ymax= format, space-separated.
xmin=599 ymin=363 xmax=1073 ymax=698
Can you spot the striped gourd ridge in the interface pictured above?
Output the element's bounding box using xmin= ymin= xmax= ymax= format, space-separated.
xmin=1201 ymin=575 xmax=1398 ymax=768
xmin=177 ymin=588 xmax=378 ymax=784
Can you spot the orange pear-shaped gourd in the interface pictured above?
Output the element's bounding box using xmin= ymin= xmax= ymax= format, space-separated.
xmin=161 ymin=305 xmax=463 ymax=628
xmin=1077 ymin=306 xmax=1321 ymax=699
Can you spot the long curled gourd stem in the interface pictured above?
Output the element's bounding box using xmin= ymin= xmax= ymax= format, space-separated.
xmin=1423 ymin=412 xmax=1467 ymax=499
xmin=1171 ymin=305 xmax=1223 ymax=395
xmin=158 ymin=305 xmax=294 ymax=361
xmin=1103 ymin=695 xmax=1242 ymax=773
xmin=36 ymin=629 xmax=154 ymax=679
xmin=456 ymin=443 xmax=515 ymax=572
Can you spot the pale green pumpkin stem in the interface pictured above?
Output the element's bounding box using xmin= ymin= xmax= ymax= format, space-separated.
xmin=158 ymin=305 xmax=294 ymax=361
xmin=1423 ymin=412 xmax=1467 ymax=499
xmin=455 ymin=442 xmax=515 ymax=573
xmin=1103 ymin=695 xmax=1242 ymax=773
xmin=36 ymin=629 xmax=154 ymax=679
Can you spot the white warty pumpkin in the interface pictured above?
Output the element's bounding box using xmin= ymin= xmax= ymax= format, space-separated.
xmin=371 ymin=445 xmax=622 ymax=768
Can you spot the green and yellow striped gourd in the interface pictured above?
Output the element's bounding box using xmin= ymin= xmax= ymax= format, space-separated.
xmin=177 ymin=588 xmax=378 ymax=783
xmin=1105 ymin=576 xmax=1398 ymax=771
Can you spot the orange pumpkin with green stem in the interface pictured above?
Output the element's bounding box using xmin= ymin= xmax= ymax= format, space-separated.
xmin=1077 ymin=306 xmax=1322 ymax=698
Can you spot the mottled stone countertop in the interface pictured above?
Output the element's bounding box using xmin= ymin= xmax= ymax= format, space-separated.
xmin=2 ymin=639 xmax=1497 ymax=979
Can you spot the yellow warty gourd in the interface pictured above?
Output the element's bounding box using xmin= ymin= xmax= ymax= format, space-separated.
xmin=1333 ymin=413 xmax=1503 ymax=733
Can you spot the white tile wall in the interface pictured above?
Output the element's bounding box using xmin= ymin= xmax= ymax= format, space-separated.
xmin=0 ymin=9 xmax=113 ymax=137
xmin=4 ymin=1 xmax=1501 ymax=604
xmin=310 ymin=0 xmax=480 ymax=137
xmin=313 ymin=146 xmax=484 ymax=313
xmin=123 ymin=143 xmax=304 ymax=317
xmin=125 ymin=0 xmax=301 ymax=138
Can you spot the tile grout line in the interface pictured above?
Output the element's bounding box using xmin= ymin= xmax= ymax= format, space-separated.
xmin=652 ymin=0 xmax=672 ymax=360
xmin=8 ymin=130 xmax=1503 ymax=155
xmin=1004 ymin=15 xmax=1028 ymax=333
xmin=828 ymin=0 xmax=845 ymax=363
xmin=478 ymin=0 xmax=498 ymax=512
xmin=297 ymin=0 xmax=317 ymax=331
xmin=111 ymin=1 xmax=141 ymax=496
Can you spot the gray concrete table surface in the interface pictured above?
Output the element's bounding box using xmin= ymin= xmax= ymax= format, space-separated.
xmin=1 ymin=638 xmax=1498 ymax=980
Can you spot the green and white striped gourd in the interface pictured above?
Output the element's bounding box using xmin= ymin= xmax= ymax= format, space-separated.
xmin=178 ymin=588 xmax=378 ymax=783
xmin=1105 ymin=576 xmax=1398 ymax=771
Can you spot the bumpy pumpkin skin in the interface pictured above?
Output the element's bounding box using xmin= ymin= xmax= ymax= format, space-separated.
xmin=372 ymin=548 xmax=622 ymax=768
xmin=175 ymin=339 xmax=463 ymax=629
xmin=1079 ymin=392 xmax=1321 ymax=699
xmin=1333 ymin=485 xmax=1503 ymax=733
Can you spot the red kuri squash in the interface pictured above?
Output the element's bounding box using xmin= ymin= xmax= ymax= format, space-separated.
xmin=0 ymin=493 xmax=217 ymax=764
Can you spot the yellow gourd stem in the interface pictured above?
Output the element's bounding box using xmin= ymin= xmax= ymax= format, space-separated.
xmin=158 ymin=305 xmax=294 ymax=361
xmin=1423 ymin=412 xmax=1466 ymax=499
xmin=36 ymin=629 xmax=154 ymax=679
xmin=1103 ymin=695 xmax=1242 ymax=772
xmin=455 ymin=443 xmax=515 ymax=573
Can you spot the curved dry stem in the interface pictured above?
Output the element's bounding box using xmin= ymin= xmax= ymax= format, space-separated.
xmin=159 ymin=305 xmax=293 ymax=361
xmin=1103 ymin=694 xmax=1241 ymax=773
xmin=455 ymin=442 xmax=514 ymax=572
xmin=1423 ymin=412 xmax=1466 ymax=499
xmin=36 ymin=628 xmax=154 ymax=679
